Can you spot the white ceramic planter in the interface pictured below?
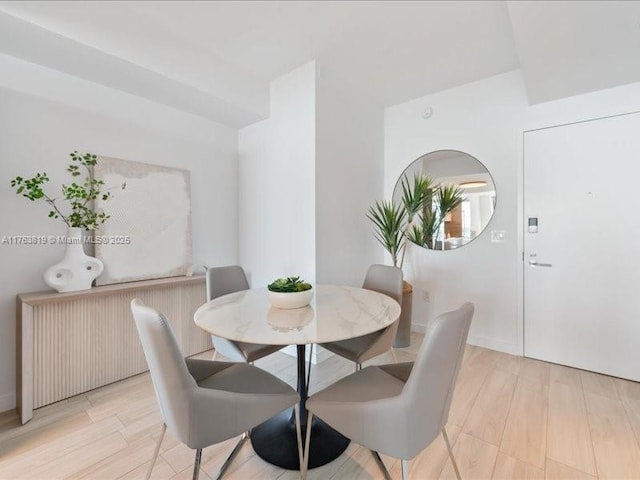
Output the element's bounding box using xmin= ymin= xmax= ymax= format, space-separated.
xmin=43 ymin=227 xmax=104 ymax=293
xmin=267 ymin=288 xmax=314 ymax=309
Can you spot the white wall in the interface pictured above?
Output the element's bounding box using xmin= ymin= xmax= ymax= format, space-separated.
xmin=239 ymin=62 xmax=385 ymax=289
xmin=0 ymin=56 xmax=238 ymax=412
xmin=239 ymin=63 xmax=384 ymax=364
xmin=239 ymin=62 xmax=316 ymax=287
xmin=315 ymin=73 xmax=384 ymax=286
xmin=385 ymin=70 xmax=640 ymax=355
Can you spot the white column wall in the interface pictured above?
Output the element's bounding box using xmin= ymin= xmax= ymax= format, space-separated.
xmin=239 ymin=62 xmax=317 ymax=287
xmin=315 ymin=73 xmax=384 ymax=286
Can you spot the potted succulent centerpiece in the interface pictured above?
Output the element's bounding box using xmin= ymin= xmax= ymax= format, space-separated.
xmin=10 ymin=151 xmax=125 ymax=292
xmin=367 ymin=173 xmax=462 ymax=347
xmin=267 ymin=276 xmax=314 ymax=309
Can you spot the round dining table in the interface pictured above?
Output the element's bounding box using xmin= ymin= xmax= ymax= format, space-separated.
xmin=193 ymin=284 xmax=401 ymax=470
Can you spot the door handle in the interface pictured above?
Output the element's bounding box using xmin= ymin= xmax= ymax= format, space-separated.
xmin=529 ymin=260 xmax=552 ymax=267
xmin=528 ymin=254 xmax=552 ymax=268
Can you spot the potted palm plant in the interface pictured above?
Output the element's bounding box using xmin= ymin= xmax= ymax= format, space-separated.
xmin=367 ymin=173 xmax=462 ymax=347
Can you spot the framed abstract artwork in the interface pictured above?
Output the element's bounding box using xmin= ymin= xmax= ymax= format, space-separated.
xmin=94 ymin=156 xmax=192 ymax=285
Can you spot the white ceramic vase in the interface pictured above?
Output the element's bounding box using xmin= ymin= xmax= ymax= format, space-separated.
xmin=43 ymin=227 xmax=104 ymax=293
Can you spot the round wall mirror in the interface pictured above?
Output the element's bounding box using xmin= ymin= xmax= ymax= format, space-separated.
xmin=392 ymin=150 xmax=496 ymax=250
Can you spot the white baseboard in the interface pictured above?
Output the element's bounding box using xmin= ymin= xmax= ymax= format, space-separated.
xmin=411 ymin=323 xmax=520 ymax=356
xmin=467 ymin=335 xmax=520 ymax=356
xmin=0 ymin=391 xmax=16 ymax=414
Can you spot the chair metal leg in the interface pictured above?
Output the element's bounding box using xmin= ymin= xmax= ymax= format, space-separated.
xmin=355 ymin=362 xmax=362 ymax=372
xmin=193 ymin=448 xmax=202 ymax=480
xmin=146 ymin=423 xmax=166 ymax=480
xmin=401 ymin=459 xmax=409 ymax=480
xmin=302 ymin=412 xmax=314 ymax=477
xmin=370 ymin=450 xmax=392 ymax=480
xmin=215 ymin=432 xmax=248 ymax=479
xmin=390 ymin=347 xmax=398 ymax=363
xmin=294 ymin=404 xmax=305 ymax=479
xmin=442 ymin=428 xmax=461 ymax=480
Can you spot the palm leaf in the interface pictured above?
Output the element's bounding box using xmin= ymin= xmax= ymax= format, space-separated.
xmin=426 ymin=184 xmax=463 ymax=249
xmin=406 ymin=220 xmax=427 ymax=247
xmin=421 ymin=207 xmax=440 ymax=249
xmin=366 ymin=200 xmax=406 ymax=266
xmin=436 ymin=184 xmax=463 ymax=217
xmin=400 ymin=173 xmax=433 ymax=222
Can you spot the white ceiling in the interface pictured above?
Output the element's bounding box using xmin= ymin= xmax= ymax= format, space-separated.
xmin=507 ymin=1 xmax=640 ymax=104
xmin=0 ymin=1 xmax=638 ymax=127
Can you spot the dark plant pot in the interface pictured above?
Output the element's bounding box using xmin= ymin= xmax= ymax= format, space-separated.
xmin=394 ymin=281 xmax=412 ymax=348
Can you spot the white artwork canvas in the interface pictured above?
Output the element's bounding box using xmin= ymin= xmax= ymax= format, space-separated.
xmin=94 ymin=156 xmax=192 ymax=285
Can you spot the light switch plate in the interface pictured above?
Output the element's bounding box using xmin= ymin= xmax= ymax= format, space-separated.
xmin=491 ymin=230 xmax=505 ymax=242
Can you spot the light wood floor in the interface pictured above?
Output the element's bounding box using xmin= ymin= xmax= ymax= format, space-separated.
xmin=2 ymin=333 xmax=640 ymax=480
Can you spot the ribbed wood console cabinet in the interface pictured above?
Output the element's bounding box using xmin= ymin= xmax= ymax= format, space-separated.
xmin=17 ymin=275 xmax=209 ymax=424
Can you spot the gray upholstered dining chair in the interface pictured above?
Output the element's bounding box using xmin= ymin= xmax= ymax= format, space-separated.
xmin=319 ymin=264 xmax=403 ymax=371
xmin=206 ymin=265 xmax=282 ymax=362
xmin=303 ymin=303 xmax=474 ymax=480
xmin=131 ymin=299 xmax=303 ymax=480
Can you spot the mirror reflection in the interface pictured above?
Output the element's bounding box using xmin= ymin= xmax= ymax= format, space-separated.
xmin=268 ymin=306 xmax=313 ymax=332
xmin=392 ymin=150 xmax=496 ymax=250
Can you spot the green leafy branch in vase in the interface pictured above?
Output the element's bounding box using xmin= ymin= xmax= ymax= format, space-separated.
xmin=10 ymin=151 xmax=126 ymax=231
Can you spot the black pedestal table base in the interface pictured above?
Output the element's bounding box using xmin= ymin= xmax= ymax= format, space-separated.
xmin=250 ymin=407 xmax=350 ymax=470
xmin=251 ymin=344 xmax=350 ymax=470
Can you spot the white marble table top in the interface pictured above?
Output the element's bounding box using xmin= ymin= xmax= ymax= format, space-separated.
xmin=194 ymin=284 xmax=401 ymax=345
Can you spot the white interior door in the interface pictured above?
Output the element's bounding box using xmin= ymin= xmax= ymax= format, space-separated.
xmin=524 ymin=112 xmax=640 ymax=381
